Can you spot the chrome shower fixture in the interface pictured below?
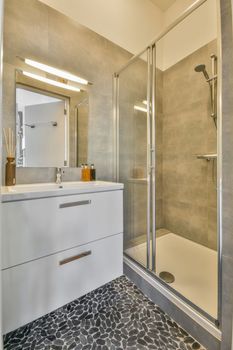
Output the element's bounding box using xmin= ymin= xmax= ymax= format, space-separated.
xmin=194 ymin=54 xmax=218 ymax=128
xmin=194 ymin=64 xmax=210 ymax=81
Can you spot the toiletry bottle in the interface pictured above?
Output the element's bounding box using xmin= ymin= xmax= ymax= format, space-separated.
xmin=81 ymin=164 xmax=85 ymax=181
xmin=82 ymin=164 xmax=91 ymax=181
xmin=90 ymin=164 xmax=96 ymax=181
xmin=5 ymin=157 xmax=16 ymax=186
xmin=86 ymin=164 xmax=91 ymax=181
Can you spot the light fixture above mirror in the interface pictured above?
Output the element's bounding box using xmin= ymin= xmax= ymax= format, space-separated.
xmin=24 ymin=58 xmax=90 ymax=85
xmin=22 ymin=71 xmax=81 ymax=92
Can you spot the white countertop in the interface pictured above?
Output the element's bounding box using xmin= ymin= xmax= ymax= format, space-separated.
xmin=1 ymin=181 xmax=124 ymax=202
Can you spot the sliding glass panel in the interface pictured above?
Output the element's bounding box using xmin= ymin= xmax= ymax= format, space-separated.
xmin=154 ymin=0 xmax=218 ymax=320
xmin=118 ymin=50 xmax=151 ymax=269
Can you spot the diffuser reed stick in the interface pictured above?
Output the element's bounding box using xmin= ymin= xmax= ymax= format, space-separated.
xmin=3 ymin=127 xmax=15 ymax=157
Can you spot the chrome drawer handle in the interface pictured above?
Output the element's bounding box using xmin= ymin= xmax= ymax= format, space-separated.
xmin=59 ymin=250 xmax=92 ymax=265
xmin=59 ymin=200 xmax=91 ymax=208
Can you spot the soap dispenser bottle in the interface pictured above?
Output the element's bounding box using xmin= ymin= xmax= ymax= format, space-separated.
xmin=82 ymin=164 xmax=91 ymax=181
xmin=90 ymin=164 xmax=96 ymax=181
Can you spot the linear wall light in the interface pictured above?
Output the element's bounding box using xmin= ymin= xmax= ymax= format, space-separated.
xmin=24 ymin=58 xmax=89 ymax=85
xmin=22 ymin=71 xmax=81 ymax=92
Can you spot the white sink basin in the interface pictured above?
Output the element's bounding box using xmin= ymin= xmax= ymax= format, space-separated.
xmin=1 ymin=181 xmax=124 ymax=201
xmin=2 ymin=183 xmax=60 ymax=193
xmin=2 ymin=181 xmax=114 ymax=193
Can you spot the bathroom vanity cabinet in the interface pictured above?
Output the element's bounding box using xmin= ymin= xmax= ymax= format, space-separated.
xmin=2 ymin=181 xmax=123 ymax=334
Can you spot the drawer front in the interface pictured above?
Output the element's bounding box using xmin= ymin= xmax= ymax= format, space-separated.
xmin=2 ymin=233 xmax=123 ymax=334
xmin=2 ymin=190 xmax=123 ymax=269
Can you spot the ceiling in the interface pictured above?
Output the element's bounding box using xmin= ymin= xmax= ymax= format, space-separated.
xmin=150 ymin=0 xmax=177 ymax=11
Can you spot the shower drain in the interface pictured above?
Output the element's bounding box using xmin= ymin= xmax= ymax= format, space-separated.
xmin=159 ymin=271 xmax=175 ymax=284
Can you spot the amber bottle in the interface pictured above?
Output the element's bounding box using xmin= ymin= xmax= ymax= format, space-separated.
xmin=82 ymin=164 xmax=91 ymax=181
xmin=5 ymin=157 xmax=16 ymax=186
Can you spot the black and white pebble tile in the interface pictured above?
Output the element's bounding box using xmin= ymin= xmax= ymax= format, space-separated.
xmin=4 ymin=275 xmax=206 ymax=350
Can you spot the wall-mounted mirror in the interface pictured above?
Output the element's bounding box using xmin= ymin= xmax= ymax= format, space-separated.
xmin=15 ymin=68 xmax=89 ymax=168
xmin=16 ymin=85 xmax=69 ymax=167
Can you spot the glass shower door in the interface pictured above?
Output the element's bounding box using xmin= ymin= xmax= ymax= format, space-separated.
xmin=118 ymin=48 xmax=153 ymax=269
xmin=116 ymin=0 xmax=219 ymax=324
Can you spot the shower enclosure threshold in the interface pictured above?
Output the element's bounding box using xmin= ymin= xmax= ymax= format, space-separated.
xmin=125 ymin=232 xmax=218 ymax=319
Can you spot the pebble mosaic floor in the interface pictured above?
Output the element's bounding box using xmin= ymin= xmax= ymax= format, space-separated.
xmin=4 ymin=275 xmax=206 ymax=350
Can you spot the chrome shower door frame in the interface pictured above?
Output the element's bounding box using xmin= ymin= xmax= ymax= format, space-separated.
xmin=146 ymin=47 xmax=151 ymax=269
xmin=151 ymin=44 xmax=156 ymax=272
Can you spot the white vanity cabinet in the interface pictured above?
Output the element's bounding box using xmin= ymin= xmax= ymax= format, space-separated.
xmin=2 ymin=190 xmax=123 ymax=269
xmin=2 ymin=182 xmax=123 ymax=334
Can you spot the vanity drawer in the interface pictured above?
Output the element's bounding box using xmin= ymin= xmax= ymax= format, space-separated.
xmin=2 ymin=190 xmax=123 ymax=269
xmin=2 ymin=233 xmax=123 ymax=334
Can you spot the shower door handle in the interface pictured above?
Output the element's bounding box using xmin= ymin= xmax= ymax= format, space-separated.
xmin=150 ymin=148 xmax=155 ymax=168
xmin=147 ymin=148 xmax=155 ymax=174
xmin=147 ymin=145 xmax=152 ymax=175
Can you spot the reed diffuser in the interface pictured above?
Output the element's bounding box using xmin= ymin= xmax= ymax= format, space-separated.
xmin=3 ymin=127 xmax=16 ymax=186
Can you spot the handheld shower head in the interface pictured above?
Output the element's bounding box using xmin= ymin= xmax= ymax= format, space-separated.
xmin=194 ymin=64 xmax=210 ymax=81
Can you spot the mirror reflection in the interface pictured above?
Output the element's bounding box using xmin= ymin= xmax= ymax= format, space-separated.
xmin=16 ymin=86 xmax=69 ymax=167
xmin=15 ymin=69 xmax=89 ymax=168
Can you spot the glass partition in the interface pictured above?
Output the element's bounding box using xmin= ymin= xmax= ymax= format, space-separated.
xmin=117 ymin=0 xmax=218 ymax=323
xmin=118 ymin=50 xmax=151 ymax=269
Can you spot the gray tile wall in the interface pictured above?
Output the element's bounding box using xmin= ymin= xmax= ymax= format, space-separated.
xmin=162 ymin=40 xmax=218 ymax=250
xmin=2 ymin=0 xmax=131 ymax=184
xmin=77 ymin=103 xmax=89 ymax=166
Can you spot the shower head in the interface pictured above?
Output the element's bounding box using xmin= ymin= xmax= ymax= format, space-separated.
xmin=194 ymin=64 xmax=210 ymax=81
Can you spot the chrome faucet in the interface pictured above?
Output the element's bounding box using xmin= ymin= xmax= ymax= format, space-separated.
xmin=56 ymin=167 xmax=62 ymax=184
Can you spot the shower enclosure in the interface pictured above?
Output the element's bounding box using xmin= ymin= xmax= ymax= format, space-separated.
xmin=114 ymin=0 xmax=220 ymax=327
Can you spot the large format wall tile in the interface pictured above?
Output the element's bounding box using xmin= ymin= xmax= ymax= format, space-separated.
xmin=162 ymin=39 xmax=217 ymax=250
xmin=3 ymin=0 xmax=131 ymax=183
